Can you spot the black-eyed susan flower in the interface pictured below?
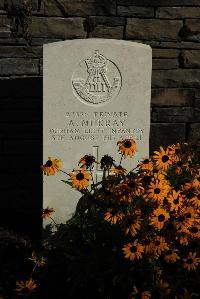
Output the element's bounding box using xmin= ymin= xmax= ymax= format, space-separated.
xmin=104 ymin=209 xmax=124 ymax=224
xmin=117 ymin=138 xmax=137 ymax=158
xmin=176 ymin=234 xmax=189 ymax=246
xmin=175 ymin=206 xmax=197 ymax=230
xmin=126 ymin=176 xmax=144 ymax=196
xmin=192 ymin=171 xmax=200 ymax=189
xmin=16 ymin=278 xmax=37 ymax=295
xmin=191 ymin=192 xmax=200 ymax=207
xmin=100 ymin=154 xmax=114 ymax=170
xmin=152 ymin=236 xmax=168 ymax=255
xmin=168 ymin=190 xmax=183 ymax=211
xmin=150 ymin=208 xmax=170 ymax=230
xmin=41 ymin=157 xmax=62 ymax=176
xmin=111 ymin=165 xmax=126 ymax=175
xmin=142 ymin=237 xmax=153 ymax=254
xmin=188 ymin=224 xmax=200 ymax=239
xmin=139 ymin=158 xmax=153 ymax=171
xmin=164 ymin=249 xmax=180 ymax=263
xmin=122 ymin=240 xmax=144 ymax=261
xmin=130 ymin=287 xmax=151 ymax=299
xmin=113 ymin=183 xmax=133 ymax=203
xmin=79 ymin=154 xmax=96 ymax=169
xmin=69 ymin=168 xmax=91 ymax=190
xmin=153 ymin=147 xmax=173 ymax=171
xmin=123 ymin=211 xmax=142 ymax=236
xmin=42 ymin=207 xmax=55 ymax=220
xmin=147 ymin=180 xmax=169 ymax=203
xmin=183 ymin=252 xmax=200 ymax=271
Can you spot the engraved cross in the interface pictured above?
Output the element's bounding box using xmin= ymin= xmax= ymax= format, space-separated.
xmin=92 ymin=146 xmax=104 ymax=183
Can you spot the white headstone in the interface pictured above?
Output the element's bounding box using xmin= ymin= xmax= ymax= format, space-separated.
xmin=43 ymin=39 xmax=152 ymax=224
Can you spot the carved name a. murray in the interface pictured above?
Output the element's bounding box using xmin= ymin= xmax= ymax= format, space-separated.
xmin=72 ymin=50 xmax=122 ymax=105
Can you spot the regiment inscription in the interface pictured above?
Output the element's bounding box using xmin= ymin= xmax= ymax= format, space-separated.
xmin=72 ymin=50 xmax=122 ymax=105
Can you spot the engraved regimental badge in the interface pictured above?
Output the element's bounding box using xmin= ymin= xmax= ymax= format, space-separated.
xmin=72 ymin=50 xmax=122 ymax=105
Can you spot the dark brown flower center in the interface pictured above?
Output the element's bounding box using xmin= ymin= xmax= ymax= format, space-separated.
xmin=166 ymin=250 xmax=173 ymax=255
xmin=162 ymin=155 xmax=169 ymax=163
xmin=154 ymin=188 xmax=161 ymax=194
xmin=187 ymin=258 xmax=193 ymax=264
xmin=177 ymin=161 xmax=183 ymax=167
xmin=143 ymin=239 xmax=151 ymax=245
xmin=142 ymin=176 xmax=151 ymax=185
xmin=130 ymin=245 xmax=137 ymax=253
xmin=173 ymin=199 xmax=179 ymax=204
xmin=155 ymin=240 xmax=160 ymax=246
xmin=158 ymin=214 xmax=165 ymax=222
xmin=187 ymin=191 xmax=194 ymax=199
xmin=190 ymin=226 xmax=198 ymax=233
xmin=124 ymin=141 xmax=132 ymax=148
xmin=126 ymin=218 xmax=134 ymax=226
xmin=45 ymin=160 xmax=53 ymax=167
xmin=76 ymin=173 xmax=84 ymax=180
xmin=197 ymin=176 xmax=200 ymax=182
xmin=178 ymin=215 xmax=185 ymax=222
xmin=185 ymin=213 xmax=191 ymax=218
xmin=143 ymin=159 xmax=150 ymax=164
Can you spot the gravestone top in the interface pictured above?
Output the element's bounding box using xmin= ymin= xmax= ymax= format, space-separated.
xmin=43 ymin=39 xmax=152 ymax=224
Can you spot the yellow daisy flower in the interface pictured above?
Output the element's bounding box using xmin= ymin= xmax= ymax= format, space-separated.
xmin=41 ymin=157 xmax=62 ymax=176
xmin=191 ymin=192 xmax=200 ymax=207
xmin=175 ymin=206 xmax=197 ymax=230
xmin=142 ymin=237 xmax=154 ymax=254
xmin=167 ymin=190 xmax=183 ymax=211
xmin=183 ymin=252 xmax=200 ymax=271
xmin=188 ymin=224 xmax=200 ymax=239
xmin=139 ymin=158 xmax=153 ymax=171
xmin=147 ymin=180 xmax=169 ymax=203
xmin=104 ymin=209 xmax=124 ymax=225
xmin=150 ymin=208 xmax=170 ymax=230
xmin=123 ymin=211 xmax=142 ymax=237
xmin=153 ymin=147 xmax=173 ymax=171
xmin=192 ymin=172 xmax=200 ymax=189
xmin=69 ymin=168 xmax=91 ymax=190
xmin=16 ymin=278 xmax=37 ymax=295
xmin=117 ymin=138 xmax=137 ymax=158
xmin=79 ymin=154 xmax=96 ymax=168
xmin=122 ymin=240 xmax=144 ymax=261
xmin=164 ymin=249 xmax=180 ymax=263
xmin=152 ymin=236 xmax=168 ymax=255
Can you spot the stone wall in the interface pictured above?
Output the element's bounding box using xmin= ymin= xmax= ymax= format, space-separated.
xmin=0 ymin=0 xmax=200 ymax=238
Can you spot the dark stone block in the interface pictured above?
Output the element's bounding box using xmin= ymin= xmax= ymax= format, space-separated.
xmin=152 ymin=107 xmax=195 ymax=122
xmin=117 ymin=6 xmax=154 ymax=17
xmin=152 ymin=48 xmax=180 ymax=58
xmin=181 ymin=50 xmax=200 ymax=68
xmin=30 ymin=17 xmax=87 ymax=38
xmin=44 ymin=0 xmax=116 ymax=16
xmin=152 ymin=58 xmax=179 ymax=69
xmin=182 ymin=20 xmax=200 ymax=42
xmin=0 ymin=58 xmax=39 ymax=75
xmin=126 ymin=18 xmax=183 ymax=41
xmin=150 ymin=123 xmax=186 ymax=153
xmin=156 ymin=7 xmax=200 ymax=18
xmin=88 ymin=17 xmax=124 ymax=39
xmin=151 ymin=88 xmax=194 ymax=106
xmin=0 ymin=46 xmax=42 ymax=57
xmin=152 ymin=69 xmax=200 ymax=88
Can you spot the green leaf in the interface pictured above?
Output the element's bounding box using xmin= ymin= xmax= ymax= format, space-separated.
xmin=61 ymin=180 xmax=72 ymax=186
